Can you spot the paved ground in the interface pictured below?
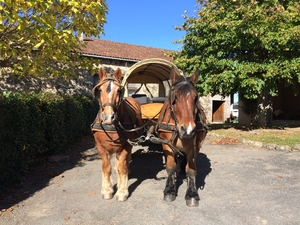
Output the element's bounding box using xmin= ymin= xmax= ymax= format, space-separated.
xmin=1 ymin=134 xmax=300 ymax=225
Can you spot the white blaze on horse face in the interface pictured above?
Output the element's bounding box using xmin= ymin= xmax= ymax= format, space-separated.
xmin=186 ymin=122 xmax=194 ymax=135
xmin=108 ymin=82 xmax=115 ymax=102
xmin=185 ymin=92 xmax=195 ymax=135
xmin=186 ymin=93 xmax=192 ymax=107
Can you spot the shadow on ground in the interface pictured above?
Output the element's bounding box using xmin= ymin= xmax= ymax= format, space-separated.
xmin=128 ymin=141 xmax=212 ymax=198
xmin=128 ymin=142 xmax=165 ymax=196
xmin=175 ymin=153 xmax=212 ymax=194
xmin=0 ymin=136 xmax=212 ymax=211
xmin=0 ymin=135 xmax=97 ymax=212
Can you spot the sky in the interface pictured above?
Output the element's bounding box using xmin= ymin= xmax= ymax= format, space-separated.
xmin=100 ymin=0 xmax=199 ymax=51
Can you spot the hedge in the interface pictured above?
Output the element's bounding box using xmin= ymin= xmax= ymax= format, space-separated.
xmin=0 ymin=91 xmax=98 ymax=187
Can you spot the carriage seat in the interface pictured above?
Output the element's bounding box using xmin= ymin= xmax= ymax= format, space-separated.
xmin=151 ymin=97 xmax=166 ymax=103
xmin=131 ymin=94 xmax=150 ymax=104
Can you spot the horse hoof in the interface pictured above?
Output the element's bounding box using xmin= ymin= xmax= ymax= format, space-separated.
xmin=164 ymin=194 xmax=176 ymax=202
xmin=102 ymin=194 xmax=113 ymax=200
xmin=116 ymin=195 xmax=128 ymax=202
xmin=115 ymin=191 xmax=129 ymax=202
xmin=186 ymin=198 xmax=199 ymax=207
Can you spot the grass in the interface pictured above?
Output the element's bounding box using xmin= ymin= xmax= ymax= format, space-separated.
xmin=208 ymin=124 xmax=300 ymax=147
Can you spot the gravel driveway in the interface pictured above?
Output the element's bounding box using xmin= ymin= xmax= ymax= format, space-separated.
xmin=1 ymin=134 xmax=300 ymax=225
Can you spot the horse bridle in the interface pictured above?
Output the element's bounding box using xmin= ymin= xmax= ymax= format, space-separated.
xmin=92 ymin=77 xmax=149 ymax=143
xmin=94 ymin=77 xmax=124 ymax=116
xmin=169 ymin=80 xmax=200 ymax=126
xmin=154 ymin=80 xmax=208 ymax=155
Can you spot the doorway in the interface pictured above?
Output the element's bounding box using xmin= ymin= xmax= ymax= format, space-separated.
xmin=212 ymin=100 xmax=225 ymax=122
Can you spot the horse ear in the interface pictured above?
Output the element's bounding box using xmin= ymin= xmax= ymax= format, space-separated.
xmin=190 ymin=70 xmax=200 ymax=85
xmin=170 ymin=66 xmax=179 ymax=85
xmin=114 ymin=68 xmax=123 ymax=81
xmin=98 ymin=67 xmax=107 ymax=81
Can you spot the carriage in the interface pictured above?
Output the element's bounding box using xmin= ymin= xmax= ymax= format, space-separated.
xmin=91 ymin=58 xmax=208 ymax=207
xmin=121 ymin=58 xmax=180 ymax=122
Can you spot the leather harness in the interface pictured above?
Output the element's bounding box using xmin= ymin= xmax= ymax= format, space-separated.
xmin=91 ymin=76 xmax=208 ymax=153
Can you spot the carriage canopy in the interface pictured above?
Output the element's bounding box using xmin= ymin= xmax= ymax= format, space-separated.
xmin=121 ymin=58 xmax=181 ymax=98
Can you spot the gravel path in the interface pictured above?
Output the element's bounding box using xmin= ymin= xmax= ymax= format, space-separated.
xmin=1 ymin=135 xmax=300 ymax=225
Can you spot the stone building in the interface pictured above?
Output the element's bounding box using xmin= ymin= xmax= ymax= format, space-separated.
xmin=0 ymin=37 xmax=233 ymax=124
xmin=79 ymin=38 xmax=300 ymax=126
xmin=78 ymin=38 xmax=232 ymax=124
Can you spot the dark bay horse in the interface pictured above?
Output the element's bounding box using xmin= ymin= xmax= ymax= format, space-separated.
xmin=156 ymin=66 xmax=208 ymax=207
xmin=91 ymin=67 xmax=143 ymax=201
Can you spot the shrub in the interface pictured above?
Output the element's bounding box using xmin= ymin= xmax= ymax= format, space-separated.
xmin=0 ymin=92 xmax=98 ymax=187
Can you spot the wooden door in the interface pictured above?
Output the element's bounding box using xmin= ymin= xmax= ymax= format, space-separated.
xmin=212 ymin=100 xmax=225 ymax=122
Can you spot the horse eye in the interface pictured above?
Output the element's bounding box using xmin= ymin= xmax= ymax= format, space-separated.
xmin=172 ymin=96 xmax=177 ymax=105
xmin=194 ymin=96 xmax=199 ymax=104
xmin=118 ymin=88 xmax=124 ymax=96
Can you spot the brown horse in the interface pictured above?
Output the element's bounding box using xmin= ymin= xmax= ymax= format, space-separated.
xmin=156 ymin=66 xmax=208 ymax=207
xmin=91 ymin=67 xmax=143 ymax=201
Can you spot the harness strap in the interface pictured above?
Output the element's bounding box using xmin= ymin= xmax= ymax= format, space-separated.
xmin=153 ymin=98 xmax=208 ymax=156
xmin=102 ymin=102 xmax=118 ymax=111
xmin=149 ymin=135 xmax=184 ymax=156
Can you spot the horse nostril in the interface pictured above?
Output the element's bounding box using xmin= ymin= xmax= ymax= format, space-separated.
xmin=101 ymin=112 xmax=107 ymax=121
xmin=110 ymin=113 xmax=116 ymax=122
xmin=101 ymin=112 xmax=116 ymax=123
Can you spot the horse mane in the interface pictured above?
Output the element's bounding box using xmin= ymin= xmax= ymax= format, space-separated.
xmin=167 ymin=74 xmax=196 ymax=103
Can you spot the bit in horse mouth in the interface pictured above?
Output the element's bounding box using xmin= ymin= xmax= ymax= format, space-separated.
xmin=179 ymin=133 xmax=195 ymax=140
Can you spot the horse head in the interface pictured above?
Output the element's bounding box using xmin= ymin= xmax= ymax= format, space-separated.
xmin=169 ymin=67 xmax=200 ymax=139
xmin=93 ymin=67 xmax=124 ymax=124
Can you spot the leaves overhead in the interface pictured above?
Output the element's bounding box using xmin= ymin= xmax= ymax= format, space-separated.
xmin=0 ymin=0 xmax=108 ymax=78
xmin=170 ymin=0 xmax=300 ymax=99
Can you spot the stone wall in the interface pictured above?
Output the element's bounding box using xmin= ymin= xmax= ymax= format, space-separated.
xmin=1 ymin=58 xmax=232 ymax=124
xmin=200 ymin=96 xmax=212 ymax=123
xmin=0 ymin=58 xmax=136 ymax=96
xmin=0 ymin=69 xmax=93 ymax=96
xmin=200 ymin=94 xmax=232 ymax=124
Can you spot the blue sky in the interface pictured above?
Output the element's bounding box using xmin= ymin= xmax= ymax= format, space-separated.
xmin=100 ymin=0 xmax=198 ymax=51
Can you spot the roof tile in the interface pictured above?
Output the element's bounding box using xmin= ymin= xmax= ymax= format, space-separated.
xmin=78 ymin=38 xmax=175 ymax=61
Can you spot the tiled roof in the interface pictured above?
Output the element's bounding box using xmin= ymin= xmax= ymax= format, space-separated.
xmin=78 ymin=37 xmax=175 ymax=62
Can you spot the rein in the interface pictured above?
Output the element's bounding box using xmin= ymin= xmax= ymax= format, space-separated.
xmin=92 ymin=74 xmax=209 ymax=150
xmin=92 ymin=77 xmax=130 ymax=142
xmin=92 ymin=77 xmax=151 ymax=144
xmin=152 ymin=80 xmax=209 ymax=155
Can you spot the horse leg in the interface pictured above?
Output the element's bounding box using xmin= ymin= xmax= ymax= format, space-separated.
xmin=176 ymin=154 xmax=187 ymax=174
xmin=115 ymin=149 xmax=131 ymax=174
xmin=163 ymin=147 xmax=177 ymax=202
xmin=114 ymin=158 xmax=118 ymax=174
xmin=115 ymin=144 xmax=132 ymax=201
xmin=185 ymin=152 xmax=200 ymax=207
xmin=94 ymin=133 xmax=114 ymax=200
xmin=100 ymin=153 xmax=114 ymax=199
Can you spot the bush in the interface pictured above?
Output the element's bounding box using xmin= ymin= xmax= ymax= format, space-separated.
xmin=0 ymin=92 xmax=98 ymax=187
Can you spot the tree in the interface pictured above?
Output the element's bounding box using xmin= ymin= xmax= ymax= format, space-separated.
xmin=170 ymin=0 xmax=300 ymax=100
xmin=0 ymin=0 xmax=108 ymax=78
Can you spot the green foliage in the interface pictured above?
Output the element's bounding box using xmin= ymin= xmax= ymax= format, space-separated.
xmin=239 ymin=93 xmax=258 ymax=116
xmin=170 ymin=0 xmax=300 ymax=101
xmin=0 ymin=0 xmax=108 ymax=78
xmin=0 ymin=92 xmax=98 ymax=187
